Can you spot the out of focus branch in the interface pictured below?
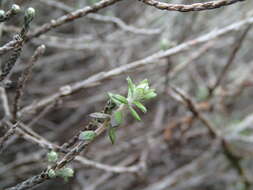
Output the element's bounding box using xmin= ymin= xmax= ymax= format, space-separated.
xmin=209 ymin=25 xmax=252 ymax=95
xmin=19 ymin=16 xmax=253 ymax=116
xmin=169 ymin=86 xmax=251 ymax=189
xmin=39 ymin=0 xmax=161 ymax=35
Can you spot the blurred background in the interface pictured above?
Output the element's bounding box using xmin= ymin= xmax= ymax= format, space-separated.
xmin=1 ymin=0 xmax=253 ymax=189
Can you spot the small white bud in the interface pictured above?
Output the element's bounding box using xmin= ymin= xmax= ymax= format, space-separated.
xmin=11 ymin=4 xmax=21 ymax=14
xmin=48 ymin=169 xmax=56 ymax=178
xmin=39 ymin=44 xmax=46 ymax=51
xmin=0 ymin=10 xmax=5 ymax=17
xmin=51 ymin=19 xmax=56 ymax=25
xmin=62 ymin=168 xmax=74 ymax=177
xmin=60 ymin=85 xmax=72 ymax=95
xmin=37 ymin=45 xmax=46 ymax=55
xmin=160 ymin=38 xmax=170 ymax=51
xmin=26 ymin=7 xmax=35 ymax=18
xmin=57 ymin=167 xmax=74 ymax=179
xmin=47 ymin=151 xmax=58 ymax=162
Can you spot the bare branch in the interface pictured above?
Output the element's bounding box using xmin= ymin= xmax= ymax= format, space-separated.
xmin=138 ymin=0 xmax=246 ymax=12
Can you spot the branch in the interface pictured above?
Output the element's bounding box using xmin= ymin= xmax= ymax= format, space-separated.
xmin=12 ymin=45 xmax=45 ymax=121
xmin=0 ymin=0 xmax=124 ymax=55
xmin=38 ymin=0 xmax=161 ymax=35
xmin=209 ymin=25 xmax=252 ymax=95
xmin=138 ymin=0 xmax=246 ymax=12
xmin=169 ymin=86 xmax=251 ymax=188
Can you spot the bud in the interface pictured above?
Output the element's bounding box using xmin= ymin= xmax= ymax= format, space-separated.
xmin=79 ymin=131 xmax=96 ymax=141
xmin=137 ymin=79 xmax=149 ymax=90
xmin=133 ymin=88 xmax=145 ymax=101
xmin=11 ymin=4 xmax=21 ymax=14
xmin=47 ymin=151 xmax=58 ymax=162
xmin=60 ymin=85 xmax=72 ymax=96
xmin=57 ymin=167 xmax=74 ymax=178
xmin=127 ymin=76 xmax=135 ymax=98
xmin=25 ymin=7 xmax=35 ymax=22
xmin=48 ymin=169 xmax=56 ymax=178
xmin=160 ymin=38 xmax=170 ymax=51
xmin=0 ymin=10 xmax=5 ymax=18
xmin=39 ymin=44 xmax=46 ymax=53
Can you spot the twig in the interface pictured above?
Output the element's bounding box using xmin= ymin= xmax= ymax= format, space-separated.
xmin=0 ymin=4 xmax=20 ymax=23
xmin=38 ymin=0 xmax=161 ymax=35
xmin=209 ymin=25 xmax=252 ymax=95
xmin=75 ymin=156 xmax=140 ymax=173
xmin=85 ymin=156 xmax=138 ymax=190
xmin=0 ymin=35 xmax=23 ymax=82
xmin=12 ymin=45 xmax=45 ymax=121
xmin=0 ymin=0 xmax=124 ymax=55
xmin=0 ymin=8 xmax=35 ymax=82
xmin=143 ymin=141 xmax=219 ymax=190
xmin=138 ymin=0 xmax=246 ymax=12
xmin=0 ymin=122 xmax=17 ymax=154
xmin=0 ymin=86 xmax=11 ymax=117
xmin=169 ymin=86 xmax=251 ymax=189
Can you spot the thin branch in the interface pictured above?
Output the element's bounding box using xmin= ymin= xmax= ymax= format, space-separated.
xmin=138 ymin=0 xmax=246 ymax=12
xmin=0 ymin=86 xmax=11 ymax=117
xmin=0 ymin=8 xmax=35 ymax=82
xmin=12 ymin=45 xmax=45 ymax=121
xmin=0 ymin=4 xmax=20 ymax=23
xmin=0 ymin=123 xmax=17 ymax=154
xmin=0 ymin=0 xmax=124 ymax=55
xmin=38 ymin=0 xmax=161 ymax=35
xmin=75 ymin=156 xmax=141 ymax=173
xmin=169 ymin=86 xmax=251 ymax=189
xmin=143 ymin=141 xmax=219 ymax=190
xmin=209 ymin=25 xmax=252 ymax=95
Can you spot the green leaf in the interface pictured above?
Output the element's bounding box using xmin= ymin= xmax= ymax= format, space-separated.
xmin=144 ymin=91 xmax=157 ymax=100
xmin=114 ymin=111 xmax=123 ymax=125
xmin=108 ymin=93 xmax=122 ymax=105
xmin=79 ymin=131 xmax=96 ymax=141
xmin=113 ymin=94 xmax=128 ymax=104
xmin=127 ymin=77 xmax=135 ymax=98
xmin=108 ymin=127 xmax=116 ymax=144
xmin=89 ymin=112 xmax=110 ymax=119
xmin=137 ymin=79 xmax=149 ymax=89
xmin=108 ymin=93 xmax=128 ymax=105
xmin=134 ymin=88 xmax=145 ymax=100
xmin=129 ymin=106 xmax=141 ymax=121
xmin=133 ymin=101 xmax=147 ymax=113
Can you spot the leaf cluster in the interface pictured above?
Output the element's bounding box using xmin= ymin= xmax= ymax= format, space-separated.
xmin=107 ymin=77 xmax=157 ymax=143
